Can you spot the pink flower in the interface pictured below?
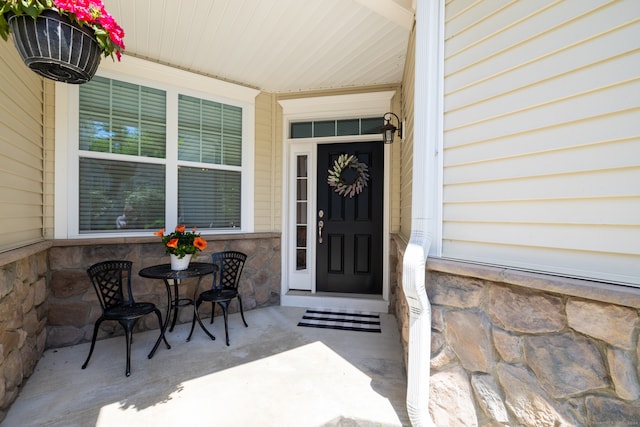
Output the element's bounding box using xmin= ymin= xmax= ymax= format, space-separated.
xmin=53 ymin=0 xmax=125 ymax=60
xmin=98 ymin=13 xmax=126 ymax=50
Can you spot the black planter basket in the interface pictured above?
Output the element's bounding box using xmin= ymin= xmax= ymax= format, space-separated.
xmin=7 ymin=9 xmax=101 ymax=84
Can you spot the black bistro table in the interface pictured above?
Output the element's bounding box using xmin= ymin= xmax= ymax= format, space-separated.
xmin=139 ymin=262 xmax=216 ymax=347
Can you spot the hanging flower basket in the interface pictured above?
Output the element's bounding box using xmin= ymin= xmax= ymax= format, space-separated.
xmin=7 ymin=9 xmax=100 ymax=84
xmin=0 ymin=1 xmax=125 ymax=84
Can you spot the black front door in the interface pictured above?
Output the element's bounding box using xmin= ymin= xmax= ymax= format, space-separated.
xmin=316 ymin=142 xmax=383 ymax=294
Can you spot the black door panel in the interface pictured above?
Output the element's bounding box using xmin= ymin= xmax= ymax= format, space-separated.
xmin=316 ymin=142 xmax=383 ymax=294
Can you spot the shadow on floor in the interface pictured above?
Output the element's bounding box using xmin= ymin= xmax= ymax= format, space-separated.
xmin=3 ymin=306 xmax=409 ymax=427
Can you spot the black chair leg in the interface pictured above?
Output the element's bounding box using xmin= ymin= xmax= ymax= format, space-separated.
xmin=188 ymin=299 xmax=216 ymax=341
xmin=124 ymin=326 xmax=133 ymax=377
xmin=186 ymin=300 xmax=200 ymax=341
xmin=218 ymin=301 xmax=231 ymax=346
xmin=149 ymin=308 xmax=171 ymax=359
xmin=197 ymin=308 xmax=216 ymax=341
xmin=82 ymin=318 xmax=103 ymax=369
xmin=237 ymin=295 xmax=248 ymax=327
xmin=210 ymin=302 xmax=215 ymax=324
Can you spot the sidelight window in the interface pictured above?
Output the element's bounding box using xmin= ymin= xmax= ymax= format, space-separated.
xmin=296 ymin=155 xmax=308 ymax=270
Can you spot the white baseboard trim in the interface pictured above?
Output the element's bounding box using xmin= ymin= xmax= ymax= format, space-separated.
xmin=281 ymin=291 xmax=389 ymax=313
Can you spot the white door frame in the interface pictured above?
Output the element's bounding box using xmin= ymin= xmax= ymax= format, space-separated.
xmin=279 ymin=91 xmax=395 ymax=312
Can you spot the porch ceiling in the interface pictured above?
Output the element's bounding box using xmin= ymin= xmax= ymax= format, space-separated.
xmin=102 ymin=0 xmax=414 ymax=93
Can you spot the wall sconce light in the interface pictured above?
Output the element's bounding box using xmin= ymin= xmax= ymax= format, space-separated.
xmin=381 ymin=112 xmax=402 ymax=144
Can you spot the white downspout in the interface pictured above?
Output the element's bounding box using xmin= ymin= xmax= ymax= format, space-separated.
xmin=403 ymin=0 xmax=444 ymax=425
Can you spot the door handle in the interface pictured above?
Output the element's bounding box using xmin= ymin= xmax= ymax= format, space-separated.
xmin=318 ymin=220 xmax=324 ymax=244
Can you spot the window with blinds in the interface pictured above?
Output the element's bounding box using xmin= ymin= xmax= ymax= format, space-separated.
xmin=178 ymin=95 xmax=242 ymax=166
xmin=178 ymin=167 xmax=241 ymax=229
xmin=177 ymin=95 xmax=242 ymax=229
xmin=78 ymin=76 xmax=243 ymax=233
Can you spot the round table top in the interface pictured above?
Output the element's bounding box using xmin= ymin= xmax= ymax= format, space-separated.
xmin=138 ymin=262 xmax=216 ymax=280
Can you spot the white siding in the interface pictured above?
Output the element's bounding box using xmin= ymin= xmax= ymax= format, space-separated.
xmin=442 ymin=0 xmax=640 ymax=285
xmin=400 ymin=24 xmax=416 ymax=239
xmin=254 ymin=92 xmax=277 ymax=232
xmin=0 ymin=41 xmax=45 ymax=251
xmin=43 ymin=80 xmax=55 ymax=240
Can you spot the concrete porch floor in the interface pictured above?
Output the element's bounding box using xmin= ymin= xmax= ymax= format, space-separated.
xmin=3 ymin=306 xmax=409 ymax=427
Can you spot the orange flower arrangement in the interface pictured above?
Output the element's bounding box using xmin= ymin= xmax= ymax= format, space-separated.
xmin=154 ymin=225 xmax=207 ymax=259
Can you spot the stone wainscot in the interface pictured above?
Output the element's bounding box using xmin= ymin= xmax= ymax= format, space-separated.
xmin=392 ymin=235 xmax=640 ymax=426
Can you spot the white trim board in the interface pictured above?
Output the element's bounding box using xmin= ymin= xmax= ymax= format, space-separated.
xmin=279 ymin=90 xmax=396 ymax=313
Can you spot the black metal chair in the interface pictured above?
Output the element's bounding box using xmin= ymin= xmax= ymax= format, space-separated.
xmin=82 ymin=260 xmax=169 ymax=376
xmin=187 ymin=251 xmax=248 ymax=346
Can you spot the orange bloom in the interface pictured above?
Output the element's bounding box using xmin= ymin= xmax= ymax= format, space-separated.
xmin=153 ymin=228 xmax=165 ymax=237
xmin=193 ymin=237 xmax=207 ymax=251
xmin=166 ymin=238 xmax=179 ymax=249
xmin=175 ymin=225 xmax=186 ymax=233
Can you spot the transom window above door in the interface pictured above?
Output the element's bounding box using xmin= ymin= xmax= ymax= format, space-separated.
xmin=290 ymin=117 xmax=384 ymax=139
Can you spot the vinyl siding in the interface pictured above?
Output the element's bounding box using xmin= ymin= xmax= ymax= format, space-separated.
xmin=389 ymin=87 xmax=403 ymax=235
xmin=254 ymin=91 xmax=277 ymax=232
xmin=0 ymin=41 xmax=45 ymax=251
xmin=43 ymin=80 xmax=55 ymax=240
xmin=399 ymin=24 xmax=416 ymax=240
xmin=442 ymin=0 xmax=640 ymax=285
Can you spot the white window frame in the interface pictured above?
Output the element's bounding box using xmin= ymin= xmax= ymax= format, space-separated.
xmin=54 ymin=56 xmax=259 ymax=239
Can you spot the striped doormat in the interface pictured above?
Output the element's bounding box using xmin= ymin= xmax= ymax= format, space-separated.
xmin=297 ymin=309 xmax=381 ymax=333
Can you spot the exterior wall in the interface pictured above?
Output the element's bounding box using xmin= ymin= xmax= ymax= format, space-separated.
xmin=389 ymin=88 xmax=403 ymax=235
xmin=43 ymin=79 xmax=55 ymax=240
xmin=254 ymin=91 xmax=279 ymax=232
xmin=442 ymin=0 xmax=640 ymax=286
xmin=392 ymin=236 xmax=640 ymax=425
xmin=0 ymin=39 xmax=47 ymax=252
xmin=46 ymin=234 xmax=281 ymax=348
xmin=399 ymin=23 xmax=415 ymax=241
xmin=0 ymin=40 xmax=51 ymax=422
xmin=0 ymin=244 xmax=49 ymax=421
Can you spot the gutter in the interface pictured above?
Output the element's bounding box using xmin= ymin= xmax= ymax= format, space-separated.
xmin=403 ymin=0 xmax=444 ymax=425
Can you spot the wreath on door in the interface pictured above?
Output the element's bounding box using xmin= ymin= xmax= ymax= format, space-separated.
xmin=327 ymin=154 xmax=370 ymax=198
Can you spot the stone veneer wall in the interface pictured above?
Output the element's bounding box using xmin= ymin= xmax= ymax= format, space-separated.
xmin=392 ymin=236 xmax=640 ymax=426
xmin=47 ymin=234 xmax=281 ymax=348
xmin=0 ymin=243 xmax=49 ymax=421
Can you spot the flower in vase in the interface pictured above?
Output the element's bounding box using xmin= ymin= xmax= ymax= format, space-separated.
xmin=154 ymin=225 xmax=207 ymax=259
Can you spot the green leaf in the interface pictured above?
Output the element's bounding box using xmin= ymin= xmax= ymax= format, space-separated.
xmin=0 ymin=17 xmax=9 ymax=41
xmin=23 ymin=7 xmax=38 ymax=18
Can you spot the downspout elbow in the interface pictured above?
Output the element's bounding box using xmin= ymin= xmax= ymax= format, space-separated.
xmin=403 ymin=229 xmax=434 ymax=427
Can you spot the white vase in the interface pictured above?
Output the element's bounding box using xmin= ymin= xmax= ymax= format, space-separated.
xmin=170 ymin=253 xmax=192 ymax=271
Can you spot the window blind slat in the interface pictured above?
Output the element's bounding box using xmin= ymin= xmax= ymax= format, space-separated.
xmin=80 ymin=76 xmax=166 ymax=159
xmin=77 ymin=76 xmax=244 ymax=234
xmin=178 ymin=94 xmax=242 ymax=168
xmin=79 ymin=158 xmax=165 ymax=232
xmin=178 ymin=167 xmax=241 ymax=229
